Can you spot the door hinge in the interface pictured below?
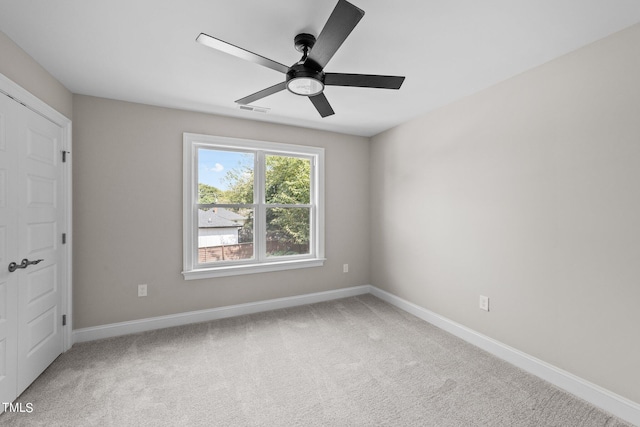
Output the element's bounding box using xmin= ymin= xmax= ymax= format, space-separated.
xmin=62 ymin=314 xmax=67 ymax=326
xmin=62 ymin=233 xmax=67 ymax=244
xmin=62 ymin=150 xmax=69 ymax=163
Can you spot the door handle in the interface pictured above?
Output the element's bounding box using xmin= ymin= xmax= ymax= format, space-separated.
xmin=8 ymin=258 xmax=44 ymax=273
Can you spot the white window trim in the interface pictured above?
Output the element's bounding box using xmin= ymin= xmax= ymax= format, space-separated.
xmin=182 ymin=133 xmax=325 ymax=279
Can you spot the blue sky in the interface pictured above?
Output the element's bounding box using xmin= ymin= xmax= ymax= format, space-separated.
xmin=198 ymin=148 xmax=253 ymax=190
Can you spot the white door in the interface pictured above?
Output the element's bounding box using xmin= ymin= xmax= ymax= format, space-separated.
xmin=0 ymin=91 xmax=65 ymax=404
xmin=0 ymin=84 xmax=20 ymax=406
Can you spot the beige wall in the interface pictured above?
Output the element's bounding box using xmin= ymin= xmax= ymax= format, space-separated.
xmin=370 ymin=23 xmax=640 ymax=404
xmin=0 ymin=30 xmax=73 ymax=119
xmin=72 ymin=95 xmax=371 ymax=329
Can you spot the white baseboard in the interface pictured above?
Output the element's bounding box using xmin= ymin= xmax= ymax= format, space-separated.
xmin=72 ymin=285 xmax=371 ymax=344
xmin=72 ymin=284 xmax=639 ymax=425
xmin=369 ymin=286 xmax=640 ymax=426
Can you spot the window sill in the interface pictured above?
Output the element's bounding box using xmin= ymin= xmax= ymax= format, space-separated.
xmin=182 ymin=258 xmax=326 ymax=280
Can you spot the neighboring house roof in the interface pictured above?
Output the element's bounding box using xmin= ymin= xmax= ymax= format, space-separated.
xmin=215 ymin=208 xmax=246 ymax=222
xmin=198 ymin=208 xmax=245 ymax=228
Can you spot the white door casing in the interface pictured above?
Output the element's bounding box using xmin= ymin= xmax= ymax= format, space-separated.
xmin=0 ymin=73 xmax=72 ymax=405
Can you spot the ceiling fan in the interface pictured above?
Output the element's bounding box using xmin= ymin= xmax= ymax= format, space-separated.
xmin=196 ymin=0 xmax=405 ymax=118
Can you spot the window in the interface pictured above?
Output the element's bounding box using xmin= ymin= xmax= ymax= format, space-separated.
xmin=183 ymin=133 xmax=325 ymax=279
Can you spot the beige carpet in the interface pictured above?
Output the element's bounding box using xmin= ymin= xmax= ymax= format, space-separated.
xmin=2 ymin=295 xmax=631 ymax=426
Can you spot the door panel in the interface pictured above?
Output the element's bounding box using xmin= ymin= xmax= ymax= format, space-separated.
xmin=27 ymin=175 xmax=57 ymax=207
xmin=26 ymin=264 xmax=57 ymax=303
xmin=26 ymin=222 xmax=56 ymax=253
xmin=26 ymin=128 xmax=57 ymax=167
xmin=25 ymin=306 xmax=57 ymax=356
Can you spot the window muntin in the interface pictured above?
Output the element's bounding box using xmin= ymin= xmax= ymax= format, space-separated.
xmin=183 ymin=134 xmax=324 ymax=279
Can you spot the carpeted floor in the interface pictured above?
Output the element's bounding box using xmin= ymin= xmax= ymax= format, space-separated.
xmin=2 ymin=295 xmax=631 ymax=426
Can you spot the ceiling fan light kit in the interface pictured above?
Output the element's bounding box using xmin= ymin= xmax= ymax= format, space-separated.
xmin=287 ymin=76 xmax=324 ymax=96
xmin=196 ymin=0 xmax=405 ymax=118
xmin=286 ymin=65 xmax=325 ymax=96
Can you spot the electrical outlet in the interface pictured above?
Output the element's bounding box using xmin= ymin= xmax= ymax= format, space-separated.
xmin=479 ymin=295 xmax=489 ymax=311
xmin=343 ymin=264 xmax=349 ymax=273
xmin=138 ymin=284 xmax=147 ymax=297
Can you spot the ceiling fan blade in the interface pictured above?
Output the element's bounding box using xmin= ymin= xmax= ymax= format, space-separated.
xmin=197 ymin=33 xmax=289 ymax=75
xmin=305 ymin=0 xmax=364 ymax=71
xmin=309 ymin=93 xmax=335 ymax=118
xmin=235 ymin=82 xmax=287 ymax=105
xmin=325 ymin=73 xmax=405 ymax=89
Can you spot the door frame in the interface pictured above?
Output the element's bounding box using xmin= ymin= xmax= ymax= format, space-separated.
xmin=0 ymin=73 xmax=73 ymax=352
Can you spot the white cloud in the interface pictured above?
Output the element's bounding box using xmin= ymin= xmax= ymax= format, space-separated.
xmin=212 ymin=163 xmax=224 ymax=173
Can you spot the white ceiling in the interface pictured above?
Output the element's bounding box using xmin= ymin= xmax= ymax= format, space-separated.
xmin=1 ymin=1 xmax=640 ymax=137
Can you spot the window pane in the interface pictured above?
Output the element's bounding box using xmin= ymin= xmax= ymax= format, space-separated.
xmin=198 ymin=207 xmax=254 ymax=263
xmin=266 ymin=207 xmax=310 ymax=257
xmin=198 ymin=148 xmax=254 ymax=204
xmin=265 ymin=155 xmax=310 ymax=205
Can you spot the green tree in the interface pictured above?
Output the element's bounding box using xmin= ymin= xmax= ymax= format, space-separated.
xmin=222 ymin=166 xmax=253 ymax=204
xmin=198 ymin=183 xmax=222 ymax=204
xmin=265 ymin=155 xmax=310 ymax=205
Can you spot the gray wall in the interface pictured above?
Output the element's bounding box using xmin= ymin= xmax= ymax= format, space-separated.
xmin=72 ymin=95 xmax=371 ymax=329
xmin=0 ymin=30 xmax=72 ymax=118
xmin=370 ymin=23 xmax=640 ymax=404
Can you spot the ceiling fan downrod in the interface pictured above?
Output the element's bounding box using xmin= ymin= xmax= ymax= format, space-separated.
xmin=294 ymin=33 xmax=317 ymax=60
